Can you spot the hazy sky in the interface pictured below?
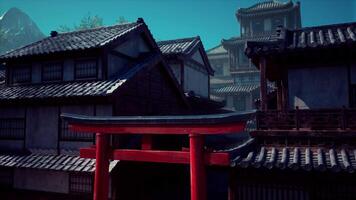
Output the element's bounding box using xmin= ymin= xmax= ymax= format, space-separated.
xmin=0 ymin=0 xmax=355 ymax=49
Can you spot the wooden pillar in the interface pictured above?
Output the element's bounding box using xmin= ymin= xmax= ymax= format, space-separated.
xmin=260 ymin=57 xmax=268 ymax=111
xmin=94 ymin=133 xmax=110 ymax=200
xmin=276 ymin=80 xmax=283 ymax=110
xmin=189 ymin=134 xmax=206 ymax=200
xmin=228 ymin=169 xmax=236 ymax=200
xmin=281 ymin=78 xmax=289 ymax=110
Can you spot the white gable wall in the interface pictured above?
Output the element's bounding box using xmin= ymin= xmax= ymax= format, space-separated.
xmin=184 ymin=63 xmax=209 ymax=97
xmin=191 ymin=50 xmax=205 ymax=65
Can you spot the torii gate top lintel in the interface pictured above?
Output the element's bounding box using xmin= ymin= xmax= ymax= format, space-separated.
xmin=61 ymin=111 xmax=255 ymax=200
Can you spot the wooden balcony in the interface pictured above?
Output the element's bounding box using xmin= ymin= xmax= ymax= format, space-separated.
xmin=254 ymin=108 xmax=356 ymax=137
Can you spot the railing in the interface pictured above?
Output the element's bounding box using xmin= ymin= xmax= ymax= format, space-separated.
xmin=256 ymin=107 xmax=356 ymax=131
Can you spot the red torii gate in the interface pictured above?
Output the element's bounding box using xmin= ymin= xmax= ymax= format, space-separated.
xmin=61 ymin=112 xmax=253 ymax=200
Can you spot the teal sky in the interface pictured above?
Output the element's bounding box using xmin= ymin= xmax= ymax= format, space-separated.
xmin=0 ymin=0 xmax=355 ymax=49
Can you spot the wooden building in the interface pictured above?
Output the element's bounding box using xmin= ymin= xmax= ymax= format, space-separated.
xmin=211 ymin=0 xmax=301 ymax=111
xmin=0 ymin=18 xmax=191 ymax=199
xmin=158 ymin=36 xmax=214 ymax=98
xmin=228 ymin=21 xmax=356 ymax=200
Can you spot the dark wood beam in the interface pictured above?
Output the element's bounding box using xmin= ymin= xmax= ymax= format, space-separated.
xmin=260 ymin=57 xmax=267 ymax=111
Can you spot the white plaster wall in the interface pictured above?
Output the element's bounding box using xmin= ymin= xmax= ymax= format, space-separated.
xmin=184 ymin=65 xmax=209 ymax=97
xmin=26 ymin=106 xmax=59 ymax=149
xmin=14 ymin=168 xmax=69 ymax=194
xmin=32 ymin=63 xmax=41 ymax=83
xmin=108 ymin=54 xmax=128 ymax=78
xmin=169 ymin=64 xmax=182 ymax=84
xmin=288 ymin=66 xmax=349 ymax=109
xmin=63 ymin=59 xmax=75 ymax=81
xmin=191 ymin=50 xmax=205 ymax=65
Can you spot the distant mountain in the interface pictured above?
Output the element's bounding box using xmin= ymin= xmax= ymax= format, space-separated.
xmin=0 ymin=7 xmax=45 ymax=55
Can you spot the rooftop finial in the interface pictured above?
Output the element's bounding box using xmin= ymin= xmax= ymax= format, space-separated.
xmin=137 ymin=18 xmax=144 ymax=23
xmin=50 ymin=31 xmax=58 ymax=37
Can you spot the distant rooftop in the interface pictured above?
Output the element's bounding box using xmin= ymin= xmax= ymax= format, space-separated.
xmin=236 ymin=0 xmax=300 ymax=19
xmin=157 ymin=36 xmax=201 ymax=56
xmin=245 ymin=21 xmax=356 ymax=58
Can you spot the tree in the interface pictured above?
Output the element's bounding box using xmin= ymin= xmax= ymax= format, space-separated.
xmin=116 ymin=16 xmax=128 ymax=25
xmin=75 ymin=13 xmax=103 ymax=30
xmin=57 ymin=13 xmax=103 ymax=33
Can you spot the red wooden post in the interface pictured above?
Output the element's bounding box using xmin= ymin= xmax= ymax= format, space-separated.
xmin=94 ymin=133 xmax=110 ymax=200
xmin=189 ymin=134 xmax=206 ymax=200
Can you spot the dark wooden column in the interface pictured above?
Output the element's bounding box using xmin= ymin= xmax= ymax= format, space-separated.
xmin=281 ymin=78 xmax=289 ymax=110
xmin=276 ymin=80 xmax=283 ymax=110
xmin=260 ymin=57 xmax=267 ymax=111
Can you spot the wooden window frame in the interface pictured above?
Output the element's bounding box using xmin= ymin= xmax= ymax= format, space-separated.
xmin=0 ymin=118 xmax=26 ymax=140
xmin=12 ymin=66 xmax=31 ymax=84
xmin=60 ymin=119 xmax=94 ymax=142
xmin=69 ymin=173 xmax=93 ymax=194
xmin=74 ymin=59 xmax=98 ymax=80
xmin=41 ymin=62 xmax=63 ymax=82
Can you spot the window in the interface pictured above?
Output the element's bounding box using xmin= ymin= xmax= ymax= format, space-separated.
xmin=252 ymin=19 xmax=264 ymax=34
xmin=69 ymin=173 xmax=93 ymax=194
xmin=272 ymin=17 xmax=284 ymax=31
xmin=12 ymin=67 xmax=31 ymax=84
xmin=0 ymin=118 xmax=25 ymax=139
xmin=60 ymin=120 xmax=94 ymax=141
xmin=42 ymin=63 xmax=62 ymax=82
xmin=75 ymin=60 xmax=97 ymax=79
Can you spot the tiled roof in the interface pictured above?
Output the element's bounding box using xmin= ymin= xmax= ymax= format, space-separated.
xmin=206 ymin=44 xmax=227 ymax=55
xmin=210 ymin=95 xmax=225 ymax=102
xmin=0 ymin=153 xmax=119 ymax=173
xmin=210 ymin=77 xmax=234 ymax=85
xmin=231 ymin=139 xmax=356 ymax=173
xmin=0 ymin=79 xmax=124 ymax=101
xmin=237 ymin=0 xmax=297 ymax=17
xmin=222 ymin=35 xmax=274 ymax=47
xmin=158 ymin=36 xmax=214 ymax=75
xmin=245 ymin=22 xmax=356 ymax=57
xmin=0 ymin=21 xmax=144 ymax=61
xmin=0 ymin=53 xmax=160 ymax=102
xmin=158 ymin=36 xmax=201 ymax=56
xmin=213 ymin=84 xmax=260 ymax=94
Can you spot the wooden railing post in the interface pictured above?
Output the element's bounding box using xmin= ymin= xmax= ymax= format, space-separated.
xmin=342 ymin=106 xmax=346 ymax=130
xmin=295 ymin=106 xmax=300 ymax=130
xmin=189 ymin=134 xmax=206 ymax=200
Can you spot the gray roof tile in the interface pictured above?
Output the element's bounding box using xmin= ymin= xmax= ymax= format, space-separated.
xmin=0 ymin=22 xmax=143 ymax=61
xmin=237 ymin=1 xmax=297 ymax=17
xmin=229 ymin=139 xmax=356 ymax=173
xmin=0 ymin=153 xmax=118 ymax=173
xmin=246 ymin=22 xmax=356 ymax=57
xmin=158 ymin=36 xmax=200 ymax=56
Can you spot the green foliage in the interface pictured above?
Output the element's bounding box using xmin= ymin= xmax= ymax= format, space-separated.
xmin=57 ymin=13 xmax=104 ymax=33
xmin=75 ymin=14 xmax=103 ymax=30
xmin=116 ymin=16 xmax=128 ymax=25
xmin=57 ymin=13 xmax=130 ymax=33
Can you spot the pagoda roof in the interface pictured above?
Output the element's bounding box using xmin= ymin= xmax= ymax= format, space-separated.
xmin=236 ymin=0 xmax=300 ymax=19
xmin=245 ymin=21 xmax=356 ymax=60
